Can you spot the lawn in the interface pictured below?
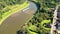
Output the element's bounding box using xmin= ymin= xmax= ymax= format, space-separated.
xmin=0 ymin=1 xmax=29 ymax=25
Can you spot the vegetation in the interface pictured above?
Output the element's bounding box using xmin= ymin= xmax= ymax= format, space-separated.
xmin=0 ymin=0 xmax=60 ymax=34
xmin=0 ymin=0 xmax=29 ymax=24
xmin=17 ymin=0 xmax=60 ymax=34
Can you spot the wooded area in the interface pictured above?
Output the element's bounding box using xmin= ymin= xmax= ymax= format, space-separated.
xmin=17 ymin=0 xmax=60 ymax=34
xmin=0 ymin=0 xmax=26 ymax=20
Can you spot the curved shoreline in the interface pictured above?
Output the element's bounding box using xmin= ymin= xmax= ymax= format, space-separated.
xmin=0 ymin=2 xmax=37 ymax=34
xmin=0 ymin=1 xmax=29 ymax=25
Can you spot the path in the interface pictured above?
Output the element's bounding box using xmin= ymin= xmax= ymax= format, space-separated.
xmin=51 ymin=5 xmax=60 ymax=34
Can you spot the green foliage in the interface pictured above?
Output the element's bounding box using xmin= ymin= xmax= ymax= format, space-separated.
xmin=28 ymin=24 xmax=37 ymax=31
xmin=0 ymin=0 xmax=26 ymax=21
xmin=0 ymin=11 xmax=3 ymax=20
xmin=28 ymin=31 xmax=37 ymax=34
xmin=41 ymin=20 xmax=51 ymax=30
xmin=17 ymin=0 xmax=60 ymax=34
xmin=0 ymin=0 xmax=26 ymax=10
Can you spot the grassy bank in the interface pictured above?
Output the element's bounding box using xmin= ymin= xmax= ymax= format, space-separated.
xmin=0 ymin=1 xmax=29 ymax=25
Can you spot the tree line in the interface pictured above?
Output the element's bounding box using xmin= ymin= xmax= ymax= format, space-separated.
xmin=0 ymin=0 xmax=26 ymax=20
xmin=17 ymin=0 xmax=60 ymax=34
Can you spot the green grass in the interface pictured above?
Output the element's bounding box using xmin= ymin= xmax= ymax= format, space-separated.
xmin=41 ymin=20 xmax=51 ymax=30
xmin=28 ymin=24 xmax=37 ymax=31
xmin=28 ymin=31 xmax=37 ymax=34
xmin=0 ymin=1 xmax=29 ymax=25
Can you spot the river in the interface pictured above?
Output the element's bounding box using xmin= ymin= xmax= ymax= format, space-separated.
xmin=0 ymin=2 xmax=37 ymax=34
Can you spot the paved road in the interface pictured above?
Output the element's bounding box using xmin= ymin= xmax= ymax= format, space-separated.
xmin=51 ymin=5 xmax=60 ymax=34
xmin=0 ymin=2 xmax=37 ymax=34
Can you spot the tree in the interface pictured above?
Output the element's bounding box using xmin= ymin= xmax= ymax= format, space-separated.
xmin=0 ymin=10 xmax=3 ymax=20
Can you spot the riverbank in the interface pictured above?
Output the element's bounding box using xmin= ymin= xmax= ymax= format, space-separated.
xmin=0 ymin=1 xmax=29 ymax=25
xmin=0 ymin=2 xmax=37 ymax=34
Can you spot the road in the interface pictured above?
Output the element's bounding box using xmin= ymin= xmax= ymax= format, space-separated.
xmin=0 ymin=2 xmax=37 ymax=34
xmin=51 ymin=5 xmax=60 ymax=34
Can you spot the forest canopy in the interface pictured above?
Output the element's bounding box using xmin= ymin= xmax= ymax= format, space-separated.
xmin=17 ymin=0 xmax=60 ymax=34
